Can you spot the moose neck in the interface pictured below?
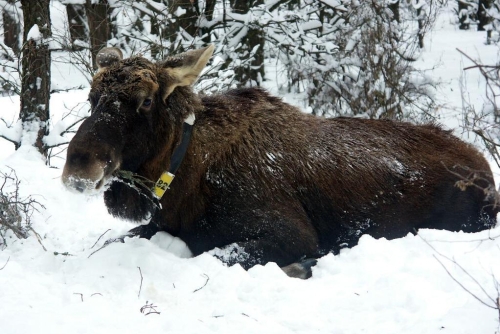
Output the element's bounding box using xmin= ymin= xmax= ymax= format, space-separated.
xmin=139 ymin=86 xmax=203 ymax=182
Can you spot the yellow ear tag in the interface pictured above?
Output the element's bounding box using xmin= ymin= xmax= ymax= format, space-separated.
xmin=153 ymin=172 xmax=175 ymax=199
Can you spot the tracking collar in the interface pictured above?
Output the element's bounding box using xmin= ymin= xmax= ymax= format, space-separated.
xmin=152 ymin=113 xmax=195 ymax=199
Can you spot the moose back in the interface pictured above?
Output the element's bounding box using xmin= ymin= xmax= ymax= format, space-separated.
xmin=62 ymin=45 xmax=498 ymax=278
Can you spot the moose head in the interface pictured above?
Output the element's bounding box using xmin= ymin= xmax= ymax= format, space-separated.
xmin=62 ymin=45 xmax=214 ymax=193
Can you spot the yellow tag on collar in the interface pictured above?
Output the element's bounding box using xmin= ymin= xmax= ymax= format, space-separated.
xmin=153 ymin=172 xmax=175 ymax=199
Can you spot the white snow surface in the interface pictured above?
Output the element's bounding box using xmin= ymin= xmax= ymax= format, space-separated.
xmin=2 ymin=7 xmax=500 ymax=334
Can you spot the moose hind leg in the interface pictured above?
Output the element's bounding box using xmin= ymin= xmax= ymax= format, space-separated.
xmin=210 ymin=240 xmax=318 ymax=279
xmin=424 ymin=179 xmax=498 ymax=233
xmin=196 ymin=198 xmax=321 ymax=278
xmin=208 ymin=207 xmax=320 ymax=279
xmin=281 ymin=258 xmax=318 ymax=279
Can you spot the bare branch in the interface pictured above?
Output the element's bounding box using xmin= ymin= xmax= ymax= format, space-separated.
xmin=0 ymin=134 xmax=19 ymax=148
xmin=433 ymin=254 xmax=496 ymax=309
xmin=140 ymin=301 xmax=161 ymax=315
xmin=418 ymin=233 xmax=499 ymax=312
xmin=90 ymin=229 xmax=111 ymax=249
xmin=137 ymin=266 xmax=143 ymax=298
xmin=0 ymin=167 xmax=45 ymax=247
xmin=73 ymin=293 xmax=84 ymax=302
xmin=0 ymin=256 xmax=10 ymax=270
xmin=193 ymin=274 xmax=210 ymax=293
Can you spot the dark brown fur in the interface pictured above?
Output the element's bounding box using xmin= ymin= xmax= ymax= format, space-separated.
xmin=63 ymin=47 xmax=498 ymax=277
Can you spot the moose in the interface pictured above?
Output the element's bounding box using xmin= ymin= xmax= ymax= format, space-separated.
xmin=63 ymin=45 xmax=498 ymax=278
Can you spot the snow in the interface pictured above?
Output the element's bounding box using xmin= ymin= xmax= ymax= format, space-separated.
xmin=174 ymin=6 xmax=187 ymax=17
xmin=319 ymin=0 xmax=347 ymax=11
xmin=300 ymin=20 xmax=323 ymax=31
xmin=26 ymin=24 xmax=42 ymax=42
xmin=2 ymin=5 xmax=500 ymax=334
xmin=0 ymin=119 xmax=21 ymax=149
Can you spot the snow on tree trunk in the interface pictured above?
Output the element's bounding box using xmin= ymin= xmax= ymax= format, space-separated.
xmin=20 ymin=0 xmax=51 ymax=157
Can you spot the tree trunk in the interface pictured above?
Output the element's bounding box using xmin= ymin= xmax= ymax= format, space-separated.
xmin=20 ymin=0 xmax=51 ymax=156
xmin=309 ymin=3 xmax=333 ymax=115
xmin=86 ymin=0 xmax=110 ymax=70
xmin=67 ymin=4 xmax=87 ymax=49
xmin=477 ymin=0 xmax=492 ymax=31
xmin=416 ymin=5 xmax=425 ymax=48
xmin=3 ymin=0 xmax=20 ymax=55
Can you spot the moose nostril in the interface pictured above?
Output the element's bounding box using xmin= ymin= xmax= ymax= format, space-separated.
xmin=74 ymin=180 xmax=86 ymax=193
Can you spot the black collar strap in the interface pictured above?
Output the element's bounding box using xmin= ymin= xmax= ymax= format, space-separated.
xmin=152 ymin=113 xmax=195 ymax=199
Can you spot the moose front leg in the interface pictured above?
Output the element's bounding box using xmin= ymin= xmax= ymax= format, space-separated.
xmin=112 ymin=207 xmax=163 ymax=241
xmin=104 ymin=179 xmax=159 ymax=222
xmin=89 ymin=218 xmax=161 ymax=258
xmin=126 ymin=220 xmax=160 ymax=239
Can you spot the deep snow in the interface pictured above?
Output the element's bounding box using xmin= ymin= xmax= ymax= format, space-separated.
xmin=1 ymin=6 xmax=500 ymax=334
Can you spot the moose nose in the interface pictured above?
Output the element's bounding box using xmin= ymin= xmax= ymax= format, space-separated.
xmin=73 ymin=179 xmax=87 ymax=193
xmin=62 ymin=175 xmax=100 ymax=193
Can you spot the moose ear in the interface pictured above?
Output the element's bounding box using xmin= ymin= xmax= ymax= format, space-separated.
xmin=96 ymin=47 xmax=123 ymax=70
xmin=161 ymin=45 xmax=215 ymax=100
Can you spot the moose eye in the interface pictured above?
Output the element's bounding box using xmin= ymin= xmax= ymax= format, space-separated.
xmin=88 ymin=93 xmax=100 ymax=111
xmin=142 ymin=98 xmax=152 ymax=108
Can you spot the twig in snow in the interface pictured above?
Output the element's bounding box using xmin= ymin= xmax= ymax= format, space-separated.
xmin=418 ymin=233 xmax=500 ymax=324
xmin=0 ymin=256 xmax=9 ymax=270
xmin=90 ymin=229 xmax=111 ymax=249
xmin=140 ymin=301 xmax=161 ymax=315
xmin=193 ymin=274 xmax=210 ymax=293
xmin=137 ymin=266 xmax=143 ymax=298
xmin=241 ymin=312 xmax=258 ymax=322
xmin=433 ymin=255 xmax=497 ymax=310
xmin=31 ymin=227 xmax=47 ymax=251
xmin=73 ymin=293 xmax=84 ymax=302
xmin=53 ymin=251 xmax=74 ymax=256
xmin=87 ymin=236 xmax=125 ymax=258
xmin=88 ymin=244 xmax=105 ymax=258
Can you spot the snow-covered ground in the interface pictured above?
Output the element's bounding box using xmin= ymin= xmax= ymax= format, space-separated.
xmin=2 ymin=6 xmax=500 ymax=334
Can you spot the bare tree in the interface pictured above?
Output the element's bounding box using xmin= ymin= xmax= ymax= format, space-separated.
xmin=20 ymin=0 xmax=52 ymax=156
xmin=478 ymin=0 xmax=493 ymax=31
xmin=86 ymin=0 xmax=110 ymax=70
